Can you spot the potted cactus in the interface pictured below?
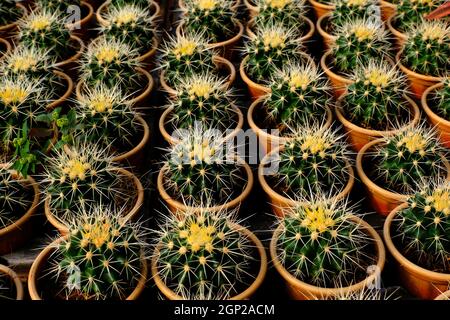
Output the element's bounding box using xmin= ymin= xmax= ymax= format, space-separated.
xmin=357 ymin=126 xmax=449 ymax=216
xmin=0 ymin=265 xmax=24 ymax=300
xmin=158 ymin=32 xmax=235 ymax=96
xmin=335 ymin=60 xmax=420 ymax=151
xmin=321 ymin=19 xmax=391 ymax=98
xmin=397 ymin=20 xmax=449 ymax=100
xmin=159 ymin=73 xmax=244 ymax=145
xmin=77 ymin=36 xmax=153 ymax=106
xmin=151 ymin=208 xmax=267 ymax=299
xmin=248 ymin=61 xmax=333 ymax=155
xmin=177 ymin=0 xmax=244 ymax=58
xmin=28 ymin=205 xmax=148 ymax=300
xmin=270 ymin=195 xmax=386 ymax=299
xmin=384 ymin=180 xmax=450 ymax=299
xmin=258 ymin=124 xmax=355 ymax=217
xmin=240 ymin=24 xmax=311 ymax=99
xmin=0 ymin=0 xmax=27 ymax=40
xmin=422 ymin=79 xmax=450 ymax=148
xmin=0 ymin=164 xmax=39 ymax=255
xmin=157 ymin=127 xmax=253 ymax=214
xmin=41 ymin=142 xmax=144 ymax=235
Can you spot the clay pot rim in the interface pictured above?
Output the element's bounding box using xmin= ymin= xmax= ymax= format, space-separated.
xmin=47 ymin=70 xmax=74 ymax=111
xmin=53 ymin=34 xmax=85 ymax=68
xmin=258 ymin=145 xmax=355 ymax=209
xmin=335 ymin=94 xmax=421 ymax=138
xmin=151 ymin=222 xmax=267 ymax=300
xmin=239 ymin=55 xmax=272 ymax=96
xmin=159 ymin=104 xmax=244 ymax=145
xmin=386 ymin=16 xmax=407 ymax=42
xmin=0 ymin=3 xmax=27 ymax=32
xmin=320 ymin=50 xmax=353 ymax=88
xmin=160 ymin=55 xmax=236 ymax=98
xmin=383 ymin=203 xmax=450 ymax=283
xmin=66 ymin=1 xmax=94 ymax=30
xmin=270 ymin=215 xmax=385 ymax=299
xmin=44 ymin=166 xmax=144 ymax=236
xmin=0 ymin=166 xmax=39 ymax=239
xmin=0 ymin=37 xmax=12 ymax=59
xmin=435 ymin=290 xmax=450 ymax=300
xmin=247 ymin=96 xmax=334 ymax=145
xmin=243 ymin=0 xmax=258 ymax=12
xmin=0 ymin=264 xmax=24 ymax=300
xmin=137 ymin=37 xmax=159 ymax=62
xmin=157 ymin=159 xmax=254 ymax=214
xmin=356 ymin=138 xmax=450 ymax=202
xmin=76 ymin=66 xmax=154 ymax=106
xmin=421 ymin=82 xmax=450 ymax=127
xmin=396 ymin=50 xmax=445 ymax=83
xmin=308 ymin=0 xmax=335 ymax=10
xmin=317 ymin=13 xmax=336 ymax=44
xmin=112 ymin=115 xmax=150 ymax=162
xmin=28 ymin=236 xmax=148 ymax=300
xmin=97 ymin=0 xmax=161 ymax=26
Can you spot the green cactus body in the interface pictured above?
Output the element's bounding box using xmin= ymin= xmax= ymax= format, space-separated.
xmin=253 ymin=0 xmax=306 ymax=33
xmin=332 ymin=19 xmax=390 ymax=73
xmin=35 ymin=0 xmax=82 ymax=13
xmin=277 ymin=199 xmax=375 ymax=287
xmin=0 ymin=0 xmax=22 ymax=26
xmin=100 ymin=4 xmax=155 ymax=55
xmin=342 ymin=60 xmax=410 ymax=130
xmin=402 ymin=20 xmax=450 ymax=77
xmin=330 ymin=0 xmax=380 ymax=30
xmin=373 ymin=127 xmax=446 ymax=193
xmin=395 ymin=0 xmax=443 ymax=32
xmin=55 ymin=207 xmax=145 ymax=300
xmin=395 ymin=181 xmax=450 ymax=272
xmin=110 ymin=0 xmax=153 ymax=8
xmin=155 ymin=210 xmax=255 ymax=299
xmin=265 ymin=61 xmax=332 ymax=132
xmin=270 ymin=126 xmax=351 ymax=199
xmin=18 ymin=10 xmax=73 ymax=61
xmin=182 ymin=0 xmax=237 ymax=43
xmin=429 ymin=79 xmax=450 ymax=120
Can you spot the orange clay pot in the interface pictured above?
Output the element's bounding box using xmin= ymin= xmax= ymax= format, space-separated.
xmin=240 ymin=55 xmax=271 ymax=100
xmin=47 ymin=71 xmax=74 ymax=111
xmin=67 ymin=1 xmax=94 ymax=41
xmin=308 ymin=0 xmax=335 ymax=19
xmin=0 ymin=265 xmax=24 ymax=300
xmin=316 ymin=13 xmax=336 ymax=51
xmin=53 ymin=35 xmax=85 ymax=78
xmin=0 ymin=3 xmax=27 ymax=40
xmin=380 ymin=0 xmax=397 ymax=21
xmin=320 ymin=50 xmax=353 ymax=99
xmin=386 ymin=16 xmax=407 ymax=49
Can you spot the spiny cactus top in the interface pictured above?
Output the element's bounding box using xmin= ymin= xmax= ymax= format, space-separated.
xmin=428 ymin=78 xmax=450 ymax=120
xmin=0 ymin=166 xmax=32 ymax=229
xmin=252 ymin=0 xmax=306 ymax=33
xmin=341 ymin=60 xmax=411 ymax=131
xmin=394 ymin=180 xmax=450 ymax=272
xmin=99 ymin=4 xmax=156 ymax=55
xmin=402 ymin=20 xmax=450 ymax=77
xmin=265 ymin=61 xmax=332 ymax=133
xmin=268 ymin=125 xmax=352 ymax=199
xmin=244 ymin=24 xmax=306 ymax=83
xmin=35 ymin=0 xmax=82 ymax=13
xmin=166 ymin=73 xmax=239 ymax=131
xmin=0 ymin=0 xmax=22 ymax=26
xmin=182 ymin=0 xmax=237 ymax=43
xmin=17 ymin=10 xmax=73 ymax=61
xmin=80 ymin=37 xmax=142 ymax=91
xmin=154 ymin=209 xmax=257 ymax=299
xmin=164 ymin=127 xmax=247 ymax=206
xmin=331 ymin=19 xmax=390 ymax=73
xmin=110 ymin=0 xmax=153 ymax=8
xmin=159 ymin=32 xmax=217 ymax=87
xmin=74 ymin=84 xmax=140 ymax=150
xmin=394 ymin=0 xmax=444 ymax=32
xmin=372 ymin=126 xmax=446 ymax=194
xmin=330 ymin=0 xmax=380 ymax=30
xmin=276 ymin=197 xmax=377 ymax=287
xmin=52 ymin=205 xmax=148 ymax=300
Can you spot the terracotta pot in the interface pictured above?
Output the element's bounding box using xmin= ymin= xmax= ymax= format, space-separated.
xmin=157 ymin=159 xmax=254 ymax=215
xmin=317 ymin=13 xmax=336 ymax=51
xmin=240 ymin=55 xmax=271 ymax=100
xmin=97 ymin=0 xmax=161 ymax=26
xmin=159 ymin=104 xmax=244 ymax=145
xmin=386 ymin=16 xmax=407 ymax=49
xmin=435 ymin=290 xmax=450 ymax=300
xmin=160 ymin=55 xmax=236 ymax=99
xmin=28 ymin=236 xmax=148 ymax=300
xmin=53 ymin=35 xmax=85 ymax=77
xmin=320 ymin=50 xmax=353 ymax=99
xmin=44 ymin=167 xmax=144 ymax=236
xmin=380 ymin=0 xmax=397 ymax=21
xmin=396 ymin=50 xmax=444 ymax=100
xmin=421 ymin=82 xmax=450 ymax=148
xmin=0 ymin=168 xmax=39 ymax=255
xmin=247 ymin=97 xmax=333 ymax=156
xmin=244 ymin=0 xmax=258 ymax=18
xmin=152 ymin=222 xmax=267 ymax=300
xmin=246 ymin=16 xmax=315 ymax=43
xmin=308 ymin=0 xmax=335 ymax=19
xmin=384 ymin=203 xmax=450 ymax=299
xmin=67 ymin=1 xmax=94 ymax=41
xmin=270 ymin=215 xmax=386 ymax=299
xmin=0 ymin=37 xmax=11 ymax=60
xmin=335 ymin=94 xmax=421 ymax=152
xmin=47 ymin=70 xmax=74 ymax=111
xmin=0 ymin=264 xmax=24 ymax=300
xmin=356 ymin=138 xmax=450 ymax=216
xmin=0 ymin=3 xmax=27 ymax=40
xmin=76 ymin=67 xmax=154 ymax=108
xmin=259 ymin=146 xmax=355 ymax=217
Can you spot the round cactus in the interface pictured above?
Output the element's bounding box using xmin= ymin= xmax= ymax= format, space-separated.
xmin=330 ymin=0 xmax=380 ymax=30
xmin=265 ymin=61 xmax=332 ymax=133
xmin=110 ymin=0 xmax=153 ymax=8
xmin=35 ymin=0 xmax=82 ymax=13
xmin=394 ymin=179 xmax=450 ymax=272
xmin=52 ymin=205 xmax=147 ymax=300
xmin=0 ymin=0 xmax=22 ymax=26
xmin=252 ymin=0 xmax=306 ymax=32
xmin=341 ymin=60 xmax=411 ymax=130
xmin=402 ymin=20 xmax=450 ymax=77
xmin=154 ymin=208 xmax=256 ymax=299
xmin=394 ymin=0 xmax=443 ymax=32
xmin=276 ymin=196 xmax=377 ymax=287
xmin=428 ymin=79 xmax=450 ymax=120
xmin=181 ymin=0 xmax=237 ymax=43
